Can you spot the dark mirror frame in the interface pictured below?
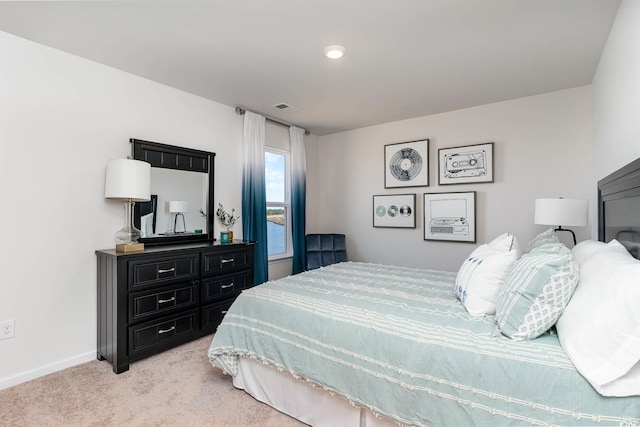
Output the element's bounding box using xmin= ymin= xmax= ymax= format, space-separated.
xmin=131 ymin=138 xmax=216 ymax=245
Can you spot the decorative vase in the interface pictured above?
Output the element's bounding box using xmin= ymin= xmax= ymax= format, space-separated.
xmin=228 ymin=230 xmax=233 ymax=241
xmin=220 ymin=231 xmax=230 ymax=244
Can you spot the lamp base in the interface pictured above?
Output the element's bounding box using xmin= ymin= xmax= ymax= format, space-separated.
xmin=554 ymin=226 xmax=577 ymax=245
xmin=116 ymin=242 xmax=145 ymax=253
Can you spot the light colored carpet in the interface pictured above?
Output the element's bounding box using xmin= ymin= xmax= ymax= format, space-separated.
xmin=0 ymin=335 xmax=306 ymax=426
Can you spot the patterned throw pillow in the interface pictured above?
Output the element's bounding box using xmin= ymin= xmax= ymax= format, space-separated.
xmin=455 ymin=233 xmax=520 ymax=316
xmin=524 ymin=227 xmax=560 ymax=254
xmin=495 ymin=242 xmax=578 ymax=341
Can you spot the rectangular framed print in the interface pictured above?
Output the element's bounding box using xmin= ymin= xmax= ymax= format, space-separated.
xmin=384 ymin=139 xmax=429 ymax=188
xmin=438 ymin=142 xmax=493 ymax=185
xmin=373 ymin=194 xmax=416 ymax=228
xmin=423 ymin=191 xmax=476 ymax=242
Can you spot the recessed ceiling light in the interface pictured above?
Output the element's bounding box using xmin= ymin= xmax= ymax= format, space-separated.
xmin=323 ymin=45 xmax=346 ymax=60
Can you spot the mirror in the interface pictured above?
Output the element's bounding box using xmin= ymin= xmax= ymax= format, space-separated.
xmin=131 ymin=138 xmax=215 ymax=245
xmin=141 ymin=168 xmax=208 ymax=236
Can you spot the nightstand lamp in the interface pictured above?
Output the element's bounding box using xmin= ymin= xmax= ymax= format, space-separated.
xmin=105 ymin=158 xmax=151 ymax=253
xmin=169 ymin=200 xmax=188 ymax=234
xmin=534 ymin=197 xmax=588 ymax=245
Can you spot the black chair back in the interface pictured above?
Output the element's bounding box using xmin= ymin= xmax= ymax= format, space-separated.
xmin=305 ymin=234 xmax=347 ymax=270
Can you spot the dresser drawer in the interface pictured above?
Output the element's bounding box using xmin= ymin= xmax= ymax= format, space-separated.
xmin=202 ymin=248 xmax=250 ymax=276
xmin=129 ymin=283 xmax=198 ymax=322
xmin=201 ymin=298 xmax=234 ymax=333
xmin=201 ymin=270 xmax=251 ymax=303
xmin=128 ymin=254 xmax=199 ymax=290
xmin=129 ymin=309 xmax=199 ymax=356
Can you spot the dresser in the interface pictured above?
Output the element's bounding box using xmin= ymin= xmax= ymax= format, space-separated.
xmin=96 ymin=241 xmax=254 ymax=374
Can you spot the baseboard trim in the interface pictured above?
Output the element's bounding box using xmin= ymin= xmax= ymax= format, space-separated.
xmin=0 ymin=351 xmax=95 ymax=390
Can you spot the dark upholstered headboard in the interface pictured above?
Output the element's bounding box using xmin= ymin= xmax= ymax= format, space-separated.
xmin=598 ymin=157 xmax=640 ymax=260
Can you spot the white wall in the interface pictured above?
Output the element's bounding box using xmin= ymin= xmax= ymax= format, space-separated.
xmin=0 ymin=31 xmax=244 ymax=389
xmin=316 ymin=87 xmax=594 ymax=271
xmin=593 ymin=0 xmax=640 ymax=180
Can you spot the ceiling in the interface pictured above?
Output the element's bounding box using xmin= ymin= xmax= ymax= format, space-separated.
xmin=0 ymin=1 xmax=620 ymax=136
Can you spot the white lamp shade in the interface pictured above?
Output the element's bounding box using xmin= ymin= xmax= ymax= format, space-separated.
xmin=105 ymin=159 xmax=151 ymax=201
xmin=534 ymin=198 xmax=588 ymax=227
xmin=169 ymin=200 xmax=188 ymax=213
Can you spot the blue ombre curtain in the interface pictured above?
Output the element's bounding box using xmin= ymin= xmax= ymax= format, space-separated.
xmin=290 ymin=126 xmax=307 ymax=274
xmin=242 ymin=111 xmax=268 ymax=285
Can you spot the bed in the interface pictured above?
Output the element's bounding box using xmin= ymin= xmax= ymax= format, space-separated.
xmin=208 ymin=158 xmax=640 ymax=426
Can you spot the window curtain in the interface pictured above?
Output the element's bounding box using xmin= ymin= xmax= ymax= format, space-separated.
xmin=242 ymin=111 xmax=268 ymax=285
xmin=290 ymin=126 xmax=307 ymax=274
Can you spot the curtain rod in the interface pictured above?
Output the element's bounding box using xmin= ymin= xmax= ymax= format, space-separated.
xmin=235 ymin=107 xmax=310 ymax=135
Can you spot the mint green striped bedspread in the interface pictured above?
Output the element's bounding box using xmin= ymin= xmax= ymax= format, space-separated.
xmin=208 ymin=262 xmax=640 ymax=426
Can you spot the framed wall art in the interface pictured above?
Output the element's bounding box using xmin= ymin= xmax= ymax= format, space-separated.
xmin=438 ymin=142 xmax=493 ymax=185
xmin=373 ymin=194 xmax=416 ymax=228
xmin=384 ymin=139 xmax=429 ymax=188
xmin=423 ymin=191 xmax=476 ymax=242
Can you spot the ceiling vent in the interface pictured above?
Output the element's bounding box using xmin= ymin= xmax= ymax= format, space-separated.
xmin=272 ymin=102 xmax=298 ymax=112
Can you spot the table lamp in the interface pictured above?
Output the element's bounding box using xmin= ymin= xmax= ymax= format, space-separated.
xmin=169 ymin=200 xmax=188 ymax=234
xmin=534 ymin=197 xmax=588 ymax=245
xmin=105 ymin=158 xmax=151 ymax=252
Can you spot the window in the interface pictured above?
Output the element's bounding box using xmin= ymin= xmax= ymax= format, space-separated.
xmin=265 ymin=149 xmax=292 ymax=259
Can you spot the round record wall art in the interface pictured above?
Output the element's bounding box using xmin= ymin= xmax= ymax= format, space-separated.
xmin=389 ymin=148 xmax=423 ymax=181
xmin=385 ymin=139 xmax=430 ymax=188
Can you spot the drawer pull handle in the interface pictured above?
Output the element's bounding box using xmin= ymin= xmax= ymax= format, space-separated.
xmin=158 ymin=326 xmax=175 ymax=334
xmin=158 ymin=268 xmax=176 ymax=274
xmin=221 ymin=283 xmax=234 ymax=289
xmin=221 ymin=259 xmax=234 ymax=264
xmin=158 ymin=297 xmax=176 ymax=304
xmin=221 ymin=310 xmax=228 ymax=314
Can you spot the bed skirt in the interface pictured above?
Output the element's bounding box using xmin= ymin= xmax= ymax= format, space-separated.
xmin=234 ymin=356 xmax=397 ymax=427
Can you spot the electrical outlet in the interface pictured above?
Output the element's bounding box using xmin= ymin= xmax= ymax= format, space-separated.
xmin=0 ymin=319 xmax=15 ymax=340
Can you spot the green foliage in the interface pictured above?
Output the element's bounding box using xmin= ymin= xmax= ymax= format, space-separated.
xmin=216 ymin=203 xmax=239 ymax=230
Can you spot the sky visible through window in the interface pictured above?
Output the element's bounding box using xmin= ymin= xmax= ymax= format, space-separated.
xmin=265 ymin=151 xmax=286 ymax=256
xmin=265 ymin=151 xmax=285 ymax=203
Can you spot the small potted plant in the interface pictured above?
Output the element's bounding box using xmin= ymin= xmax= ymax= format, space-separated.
xmin=216 ymin=203 xmax=239 ymax=243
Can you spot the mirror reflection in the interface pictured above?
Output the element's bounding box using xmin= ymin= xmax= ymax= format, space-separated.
xmin=139 ymin=168 xmax=208 ymax=238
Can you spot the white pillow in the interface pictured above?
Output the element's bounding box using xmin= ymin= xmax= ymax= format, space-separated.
xmin=454 ymin=233 xmax=520 ymax=316
xmin=556 ymin=239 xmax=640 ymax=396
xmin=488 ymin=231 xmax=520 ymax=253
xmin=571 ymin=239 xmax=606 ymax=265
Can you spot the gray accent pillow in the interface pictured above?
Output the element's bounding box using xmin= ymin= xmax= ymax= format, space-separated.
xmin=524 ymin=227 xmax=560 ymax=254
xmin=496 ymin=242 xmax=579 ymax=340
